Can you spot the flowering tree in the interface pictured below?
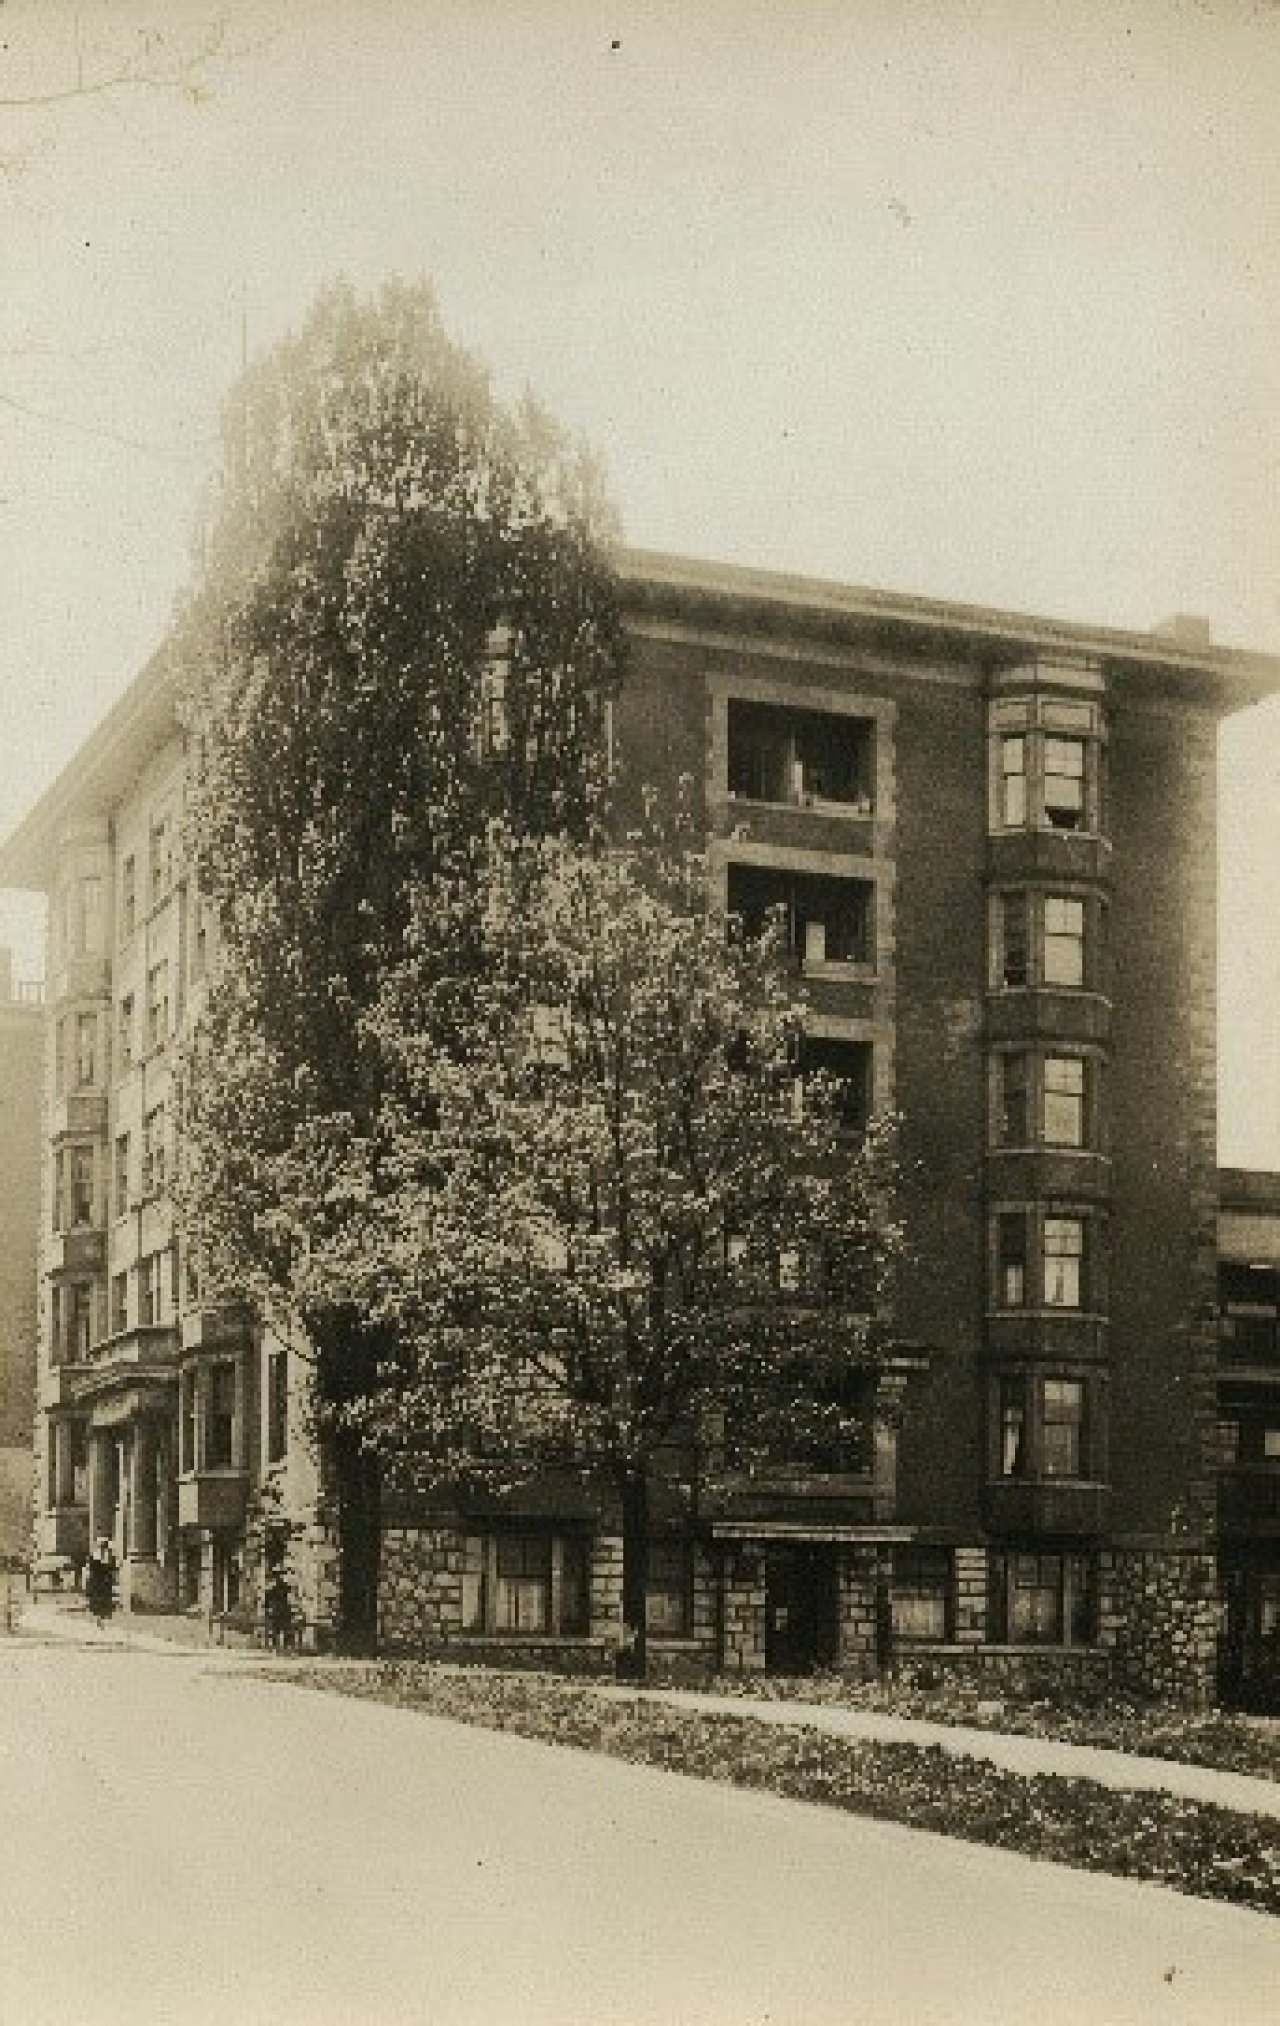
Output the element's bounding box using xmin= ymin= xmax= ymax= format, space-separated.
xmin=175 ymin=279 xmax=625 ymax=1649
xmin=335 ymin=827 xmax=904 ymax=1678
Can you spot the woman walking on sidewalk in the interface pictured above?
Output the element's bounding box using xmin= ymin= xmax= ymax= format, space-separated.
xmin=84 ymin=1538 xmax=117 ymax=1629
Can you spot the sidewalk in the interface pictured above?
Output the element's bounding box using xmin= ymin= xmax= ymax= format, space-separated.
xmin=11 ymin=1594 xmax=257 ymax=1661
xmin=609 ymin=1685 xmax=1280 ymax=1822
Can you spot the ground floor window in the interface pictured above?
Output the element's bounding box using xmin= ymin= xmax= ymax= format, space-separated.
xmin=988 ymin=1548 xmax=1093 ymax=1646
xmin=891 ymin=1548 xmax=953 ymax=1643
xmin=461 ymin=1531 xmax=591 ymax=1637
xmin=646 ymin=1538 xmax=693 ymax=1637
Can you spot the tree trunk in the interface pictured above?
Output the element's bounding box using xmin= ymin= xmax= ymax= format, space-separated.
xmin=616 ymin=1469 xmax=649 ymax=1683
xmin=332 ymin=1419 xmax=382 ymax=1655
xmin=315 ymin=1313 xmax=386 ymax=1655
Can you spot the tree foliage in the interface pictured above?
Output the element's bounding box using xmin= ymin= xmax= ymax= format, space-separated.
xmin=174 ymin=278 xmax=625 ymax=1645
xmin=321 ymin=824 xmax=905 ymax=1676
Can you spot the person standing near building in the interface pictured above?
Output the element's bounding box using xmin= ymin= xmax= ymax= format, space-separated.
xmin=84 ymin=1537 xmax=117 ymax=1628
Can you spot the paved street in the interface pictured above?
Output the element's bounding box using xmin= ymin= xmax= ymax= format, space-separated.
xmin=2 ymin=1636 xmax=1279 ymax=2026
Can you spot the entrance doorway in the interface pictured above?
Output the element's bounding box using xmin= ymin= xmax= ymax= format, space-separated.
xmin=1220 ymin=1553 xmax=1280 ymax=1710
xmin=764 ymin=1546 xmax=839 ymax=1674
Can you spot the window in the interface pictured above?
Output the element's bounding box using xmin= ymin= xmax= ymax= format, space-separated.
xmin=493 ymin=1533 xmax=552 ymax=1632
xmin=139 ymin=1253 xmax=163 ymax=1329
xmin=110 ymin=1271 xmax=128 ymax=1335
xmin=892 ymin=1549 xmax=952 ymax=1643
xmin=727 ymin=700 xmax=873 ymax=812
xmin=988 ymin=699 xmax=1103 ymax=835
xmin=989 ymin=1550 xmax=1093 ymax=1647
xmin=1043 ymin=1056 xmax=1085 ymax=1147
xmin=69 ymin=1145 xmax=95 ymax=1227
xmin=54 ymin=1017 xmax=67 ymax=1096
xmin=646 ymin=1539 xmax=692 ymax=1637
xmin=477 ymin=650 xmax=510 ymax=757
xmin=998 ymin=892 xmax=1029 ymax=988
xmin=112 ymin=1134 xmax=130 ymax=1217
xmin=1042 ymin=1377 xmax=1085 ymax=1479
xmin=1043 ymin=897 xmax=1085 ymax=988
xmin=999 ymin=1053 xmax=1029 ymax=1146
xmin=528 ymin=1001 xmax=570 ymax=1071
xmin=727 ymin=864 xmax=874 ymax=969
xmin=1000 ymin=735 xmax=1027 ymax=828
xmin=73 ymin=1012 xmax=96 ymax=1088
xmin=796 ymin=1035 xmax=873 ymax=1133
xmin=120 ymin=856 xmax=137 ymax=941
xmin=79 ymin=875 xmax=105 ymax=954
xmin=142 ymin=1105 xmax=167 ymax=1197
xmin=1043 ymin=737 xmax=1085 ymax=830
xmin=1043 ymin=1216 xmax=1084 ymax=1308
xmin=146 ymin=960 xmax=170 ymax=1050
xmin=180 ymin=1371 xmax=196 ymax=1475
xmin=998 ymin=1374 xmax=1028 ymax=1478
xmin=206 ymin=1362 xmax=237 ymax=1469
xmin=118 ymin=994 xmax=134 ymax=1071
xmin=70 ymin=1421 xmax=88 ymax=1505
xmin=68 ymin=1282 xmax=93 ymax=1362
xmin=1263 ymin=1427 xmax=1280 ymax=1463
xmin=267 ymin=1348 xmax=289 ymax=1464
xmin=997 ymin=1213 xmax=1027 ymax=1307
xmin=462 ymin=1532 xmax=591 ymax=1637
xmin=149 ymin=811 xmax=174 ymax=901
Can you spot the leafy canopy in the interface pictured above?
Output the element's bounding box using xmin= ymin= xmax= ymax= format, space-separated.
xmin=175 ymin=279 xmax=625 ymax=1321
xmin=328 ymin=824 xmax=905 ymax=1494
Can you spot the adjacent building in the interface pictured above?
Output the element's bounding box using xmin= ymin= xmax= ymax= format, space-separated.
xmin=0 ymin=947 xmax=44 ymax=1564
xmin=1217 ymin=1166 xmax=1280 ymax=1707
xmin=2 ymin=550 xmax=1278 ymax=1698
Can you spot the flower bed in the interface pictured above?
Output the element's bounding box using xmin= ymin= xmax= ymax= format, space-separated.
xmin=273 ymin=1661 xmax=1280 ymax=1918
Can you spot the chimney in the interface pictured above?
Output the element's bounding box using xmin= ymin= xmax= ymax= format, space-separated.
xmin=1152 ymin=614 xmax=1213 ymax=649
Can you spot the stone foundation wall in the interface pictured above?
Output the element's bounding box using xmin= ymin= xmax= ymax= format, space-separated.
xmin=837 ymin=1547 xmax=880 ymax=1676
xmin=1100 ymin=1547 xmax=1220 ymax=1703
xmin=380 ymin=1526 xmax=463 ymax=1648
xmin=952 ymin=1546 xmax=988 ymax=1646
xmin=721 ymin=1545 xmax=765 ymax=1672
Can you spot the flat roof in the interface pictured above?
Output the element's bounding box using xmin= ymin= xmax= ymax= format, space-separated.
xmin=4 ymin=546 xmax=1280 ymax=889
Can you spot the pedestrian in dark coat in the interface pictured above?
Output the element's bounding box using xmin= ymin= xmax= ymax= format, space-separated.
xmin=84 ymin=1538 xmax=117 ymax=1627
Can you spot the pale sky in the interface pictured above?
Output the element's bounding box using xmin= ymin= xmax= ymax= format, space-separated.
xmin=1 ymin=0 xmax=1278 ymax=1161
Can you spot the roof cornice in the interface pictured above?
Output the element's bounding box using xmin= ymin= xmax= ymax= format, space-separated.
xmin=616 ymin=548 xmax=1280 ymax=706
xmin=5 ymin=548 xmax=1279 ymax=891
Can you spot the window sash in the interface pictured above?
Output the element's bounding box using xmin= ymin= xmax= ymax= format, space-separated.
xmin=1043 ymin=898 xmax=1085 ymax=987
xmin=1043 ymin=1218 xmax=1085 ymax=1308
xmin=997 ymin=1214 xmax=1027 ymax=1307
xmin=1000 ymin=736 xmax=1027 ymax=828
xmin=646 ymin=1541 xmax=691 ymax=1637
xmin=999 ymin=1377 xmax=1028 ymax=1477
xmin=1042 ymin=1378 xmax=1085 ymax=1478
xmin=1000 ymin=1054 xmax=1029 ymax=1145
xmin=892 ymin=1550 xmax=952 ymax=1642
xmin=1043 ymin=1056 xmax=1086 ymax=1146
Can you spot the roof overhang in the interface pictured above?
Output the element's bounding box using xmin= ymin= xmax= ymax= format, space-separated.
xmin=6 ymin=548 xmax=1280 ymax=891
xmin=617 ymin=547 xmax=1280 ymax=717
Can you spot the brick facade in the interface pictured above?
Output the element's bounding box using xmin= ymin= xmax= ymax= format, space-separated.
xmin=3 ymin=550 xmax=1278 ymax=1697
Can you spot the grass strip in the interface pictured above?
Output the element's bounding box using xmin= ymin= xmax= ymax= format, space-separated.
xmin=702 ymin=1674 xmax=1280 ymax=1783
xmin=271 ymin=1661 xmax=1280 ymax=1919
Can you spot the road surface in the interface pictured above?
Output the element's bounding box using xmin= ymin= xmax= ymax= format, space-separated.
xmin=1 ymin=1634 xmax=1278 ymax=2026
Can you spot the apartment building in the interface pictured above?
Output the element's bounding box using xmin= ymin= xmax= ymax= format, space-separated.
xmin=0 ymin=948 xmax=43 ymax=1563
xmin=2 ymin=550 xmax=1277 ymax=1697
